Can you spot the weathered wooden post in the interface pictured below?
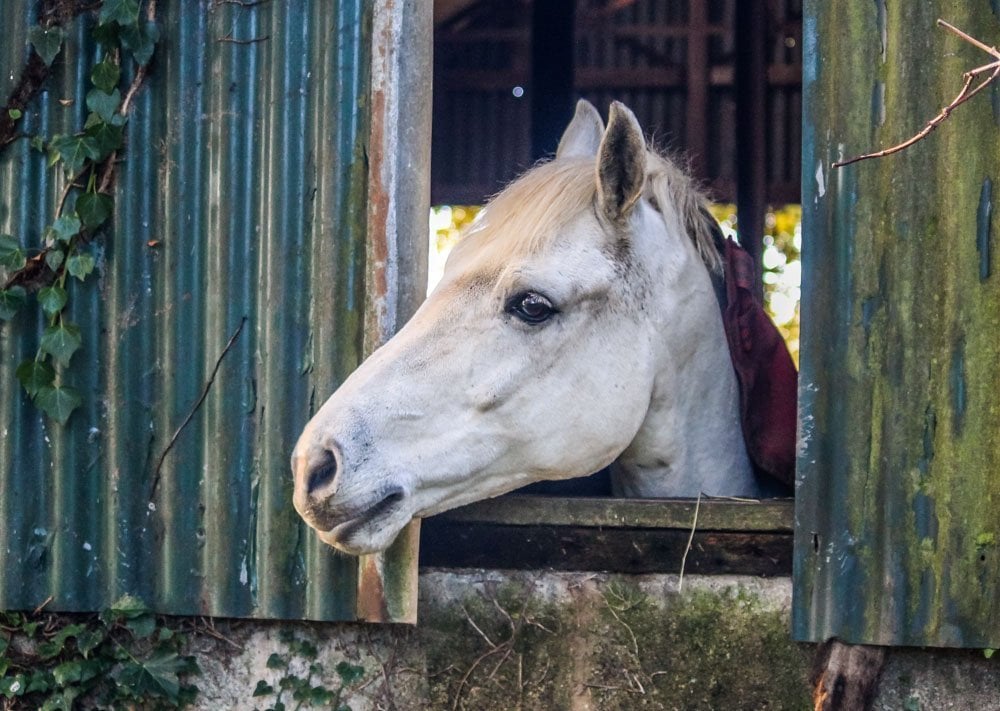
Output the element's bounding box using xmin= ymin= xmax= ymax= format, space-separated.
xmin=796 ymin=0 xmax=1000 ymax=698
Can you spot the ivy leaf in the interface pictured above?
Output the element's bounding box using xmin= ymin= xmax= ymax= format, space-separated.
xmin=310 ymin=687 xmax=335 ymax=705
xmin=91 ymin=58 xmax=120 ymax=93
xmin=75 ymin=627 xmax=107 ymax=658
xmin=50 ymin=134 xmax=91 ymax=175
xmin=29 ymin=135 xmax=45 ymax=152
xmin=16 ymin=359 xmax=55 ymax=398
xmin=28 ymin=25 xmax=65 ymax=66
xmin=40 ymin=321 xmax=82 ymax=367
xmin=67 ymin=253 xmax=95 ymax=281
xmin=40 ymin=685 xmax=81 ymax=711
xmin=124 ymin=613 xmax=156 ymax=639
xmin=0 ymin=234 xmax=25 ymax=269
xmin=100 ymin=0 xmax=141 ymax=27
xmin=92 ymin=21 xmax=120 ymax=48
xmin=266 ymin=653 xmax=287 ymax=670
xmin=120 ymin=22 xmax=159 ymax=66
xmin=86 ymin=88 xmax=121 ymax=123
xmin=111 ymin=649 xmax=187 ymax=702
xmin=76 ymin=192 xmax=113 ymax=229
xmin=38 ymin=286 xmax=67 ymax=316
xmin=7 ymin=108 xmax=21 ymax=120
xmin=105 ymin=593 xmax=151 ymax=622
xmin=335 ymin=661 xmax=365 ymax=685
xmin=52 ymin=660 xmax=83 ymax=685
xmin=0 ymin=673 xmax=26 ymax=697
xmin=35 ymin=385 xmax=82 ymax=425
xmin=252 ymin=680 xmax=273 ymax=697
xmin=85 ymin=119 xmax=124 ymax=159
xmin=51 ymin=215 xmax=82 ymax=243
xmin=46 ymin=248 xmax=65 ymax=271
xmin=0 ymin=287 xmax=27 ymax=320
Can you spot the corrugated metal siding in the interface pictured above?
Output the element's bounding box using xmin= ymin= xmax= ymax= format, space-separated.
xmin=0 ymin=1 xmax=425 ymax=622
xmin=794 ymin=1 xmax=1000 ymax=647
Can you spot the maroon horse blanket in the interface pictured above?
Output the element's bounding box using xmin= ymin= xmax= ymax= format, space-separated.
xmin=718 ymin=237 xmax=798 ymax=490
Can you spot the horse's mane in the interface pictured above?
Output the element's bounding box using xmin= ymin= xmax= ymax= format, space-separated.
xmin=645 ymin=151 xmax=723 ymax=275
xmin=449 ymin=150 xmax=723 ymax=276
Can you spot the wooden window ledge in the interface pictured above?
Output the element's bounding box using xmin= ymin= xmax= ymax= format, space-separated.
xmin=419 ymin=495 xmax=794 ymax=576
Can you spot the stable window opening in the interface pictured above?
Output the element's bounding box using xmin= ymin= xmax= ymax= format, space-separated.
xmin=423 ymin=0 xmax=802 ymax=575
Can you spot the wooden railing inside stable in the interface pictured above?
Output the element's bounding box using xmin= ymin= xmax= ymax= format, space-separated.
xmin=420 ymin=496 xmax=794 ymax=576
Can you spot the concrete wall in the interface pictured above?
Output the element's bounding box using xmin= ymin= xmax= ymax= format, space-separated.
xmin=179 ymin=570 xmax=1000 ymax=710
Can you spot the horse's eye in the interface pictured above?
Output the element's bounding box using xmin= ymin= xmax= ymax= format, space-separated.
xmin=506 ymin=291 xmax=557 ymax=324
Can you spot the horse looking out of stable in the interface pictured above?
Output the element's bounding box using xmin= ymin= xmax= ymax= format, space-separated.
xmin=291 ymin=99 xmax=795 ymax=556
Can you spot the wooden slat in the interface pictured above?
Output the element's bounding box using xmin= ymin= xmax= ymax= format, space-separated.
xmin=420 ymin=522 xmax=792 ymax=576
xmin=574 ymin=66 xmax=684 ymax=89
xmin=432 ymin=495 xmax=794 ymax=532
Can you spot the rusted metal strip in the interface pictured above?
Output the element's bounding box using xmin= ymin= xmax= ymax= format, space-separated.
xmin=356 ymin=0 xmax=432 ymax=625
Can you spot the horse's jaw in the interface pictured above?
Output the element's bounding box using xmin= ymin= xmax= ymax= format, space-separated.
xmin=611 ymin=273 xmax=758 ymax=498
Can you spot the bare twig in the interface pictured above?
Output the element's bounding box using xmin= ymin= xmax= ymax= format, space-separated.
xmin=602 ymin=594 xmax=639 ymax=656
xmin=834 ymin=19 xmax=1000 ymax=168
xmin=938 ymin=19 xmax=1000 ymax=59
xmin=213 ymin=0 xmax=272 ymax=7
xmin=192 ymin=616 xmax=243 ymax=650
xmin=217 ymin=32 xmax=270 ymax=44
xmin=678 ymin=492 xmax=702 ymax=592
xmin=450 ymin=595 xmax=537 ymax=711
xmin=462 ymin=604 xmax=496 ymax=648
xmin=32 ymin=595 xmax=54 ymax=615
xmin=149 ymin=317 xmax=248 ymax=497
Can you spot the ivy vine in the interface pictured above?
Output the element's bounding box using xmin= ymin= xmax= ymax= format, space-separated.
xmin=0 ymin=594 xmax=200 ymax=710
xmin=0 ymin=0 xmax=158 ymax=424
xmin=252 ymin=629 xmax=365 ymax=711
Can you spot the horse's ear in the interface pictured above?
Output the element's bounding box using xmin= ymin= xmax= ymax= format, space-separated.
xmin=596 ymin=101 xmax=646 ymax=222
xmin=556 ymin=99 xmax=605 ymax=159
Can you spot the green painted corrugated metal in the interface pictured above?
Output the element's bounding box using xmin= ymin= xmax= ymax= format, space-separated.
xmin=795 ymin=1 xmax=1000 ymax=647
xmin=0 ymin=1 xmax=426 ymax=621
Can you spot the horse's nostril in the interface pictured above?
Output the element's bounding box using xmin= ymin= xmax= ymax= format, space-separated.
xmin=382 ymin=487 xmax=404 ymax=506
xmin=307 ymin=449 xmax=338 ymax=496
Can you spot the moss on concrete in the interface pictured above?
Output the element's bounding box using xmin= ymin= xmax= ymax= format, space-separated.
xmin=418 ymin=574 xmax=812 ymax=710
xmin=590 ymin=581 xmax=811 ymax=710
xmin=420 ymin=580 xmax=578 ymax=710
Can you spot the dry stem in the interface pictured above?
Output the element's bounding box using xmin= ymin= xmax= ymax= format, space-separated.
xmin=678 ymin=491 xmax=702 ymax=592
xmin=834 ymin=19 xmax=1000 ymax=168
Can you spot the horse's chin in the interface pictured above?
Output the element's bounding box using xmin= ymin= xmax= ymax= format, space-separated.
xmin=316 ymin=510 xmax=412 ymax=555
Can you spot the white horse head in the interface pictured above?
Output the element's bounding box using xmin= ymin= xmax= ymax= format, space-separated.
xmin=292 ymin=100 xmax=756 ymax=555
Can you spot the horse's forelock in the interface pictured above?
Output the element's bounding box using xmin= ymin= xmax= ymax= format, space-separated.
xmin=450 ymin=150 xmax=722 ymax=277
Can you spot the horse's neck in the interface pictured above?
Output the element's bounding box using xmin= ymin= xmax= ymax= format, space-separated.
xmin=612 ymin=266 xmax=759 ymax=498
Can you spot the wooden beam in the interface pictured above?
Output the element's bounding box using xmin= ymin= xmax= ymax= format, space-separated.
xmin=685 ymin=0 xmax=709 ymax=180
xmin=734 ymin=0 xmax=769 ymax=301
xmin=420 ymin=522 xmax=792 ymax=576
xmin=433 ymin=495 xmax=794 ymax=532
xmin=530 ymin=0 xmax=575 ymax=157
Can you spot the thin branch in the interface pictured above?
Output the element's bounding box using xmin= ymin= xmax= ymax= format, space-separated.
xmin=938 ymin=19 xmax=1000 ymax=59
xmin=149 ymin=317 xmax=248 ymax=498
xmin=217 ymin=32 xmax=271 ymax=44
xmin=834 ymin=20 xmax=1000 ymax=168
xmin=677 ymin=491 xmax=702 ymax=593
xmin=32 ymin=595 xmax=54 ymax=615
xmin=213 ymin=0 xmax=273 ymax=7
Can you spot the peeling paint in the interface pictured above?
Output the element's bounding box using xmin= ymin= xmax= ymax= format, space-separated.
xmin=871 ymin=81 xmax=885 ymax=128
xmin=977 ymin=177 xmax=993 ymax=281
xmin=874 ymin=0 xmax=887 ymax=63
xmin=949 ymin=339 xmax=966 ymax=436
